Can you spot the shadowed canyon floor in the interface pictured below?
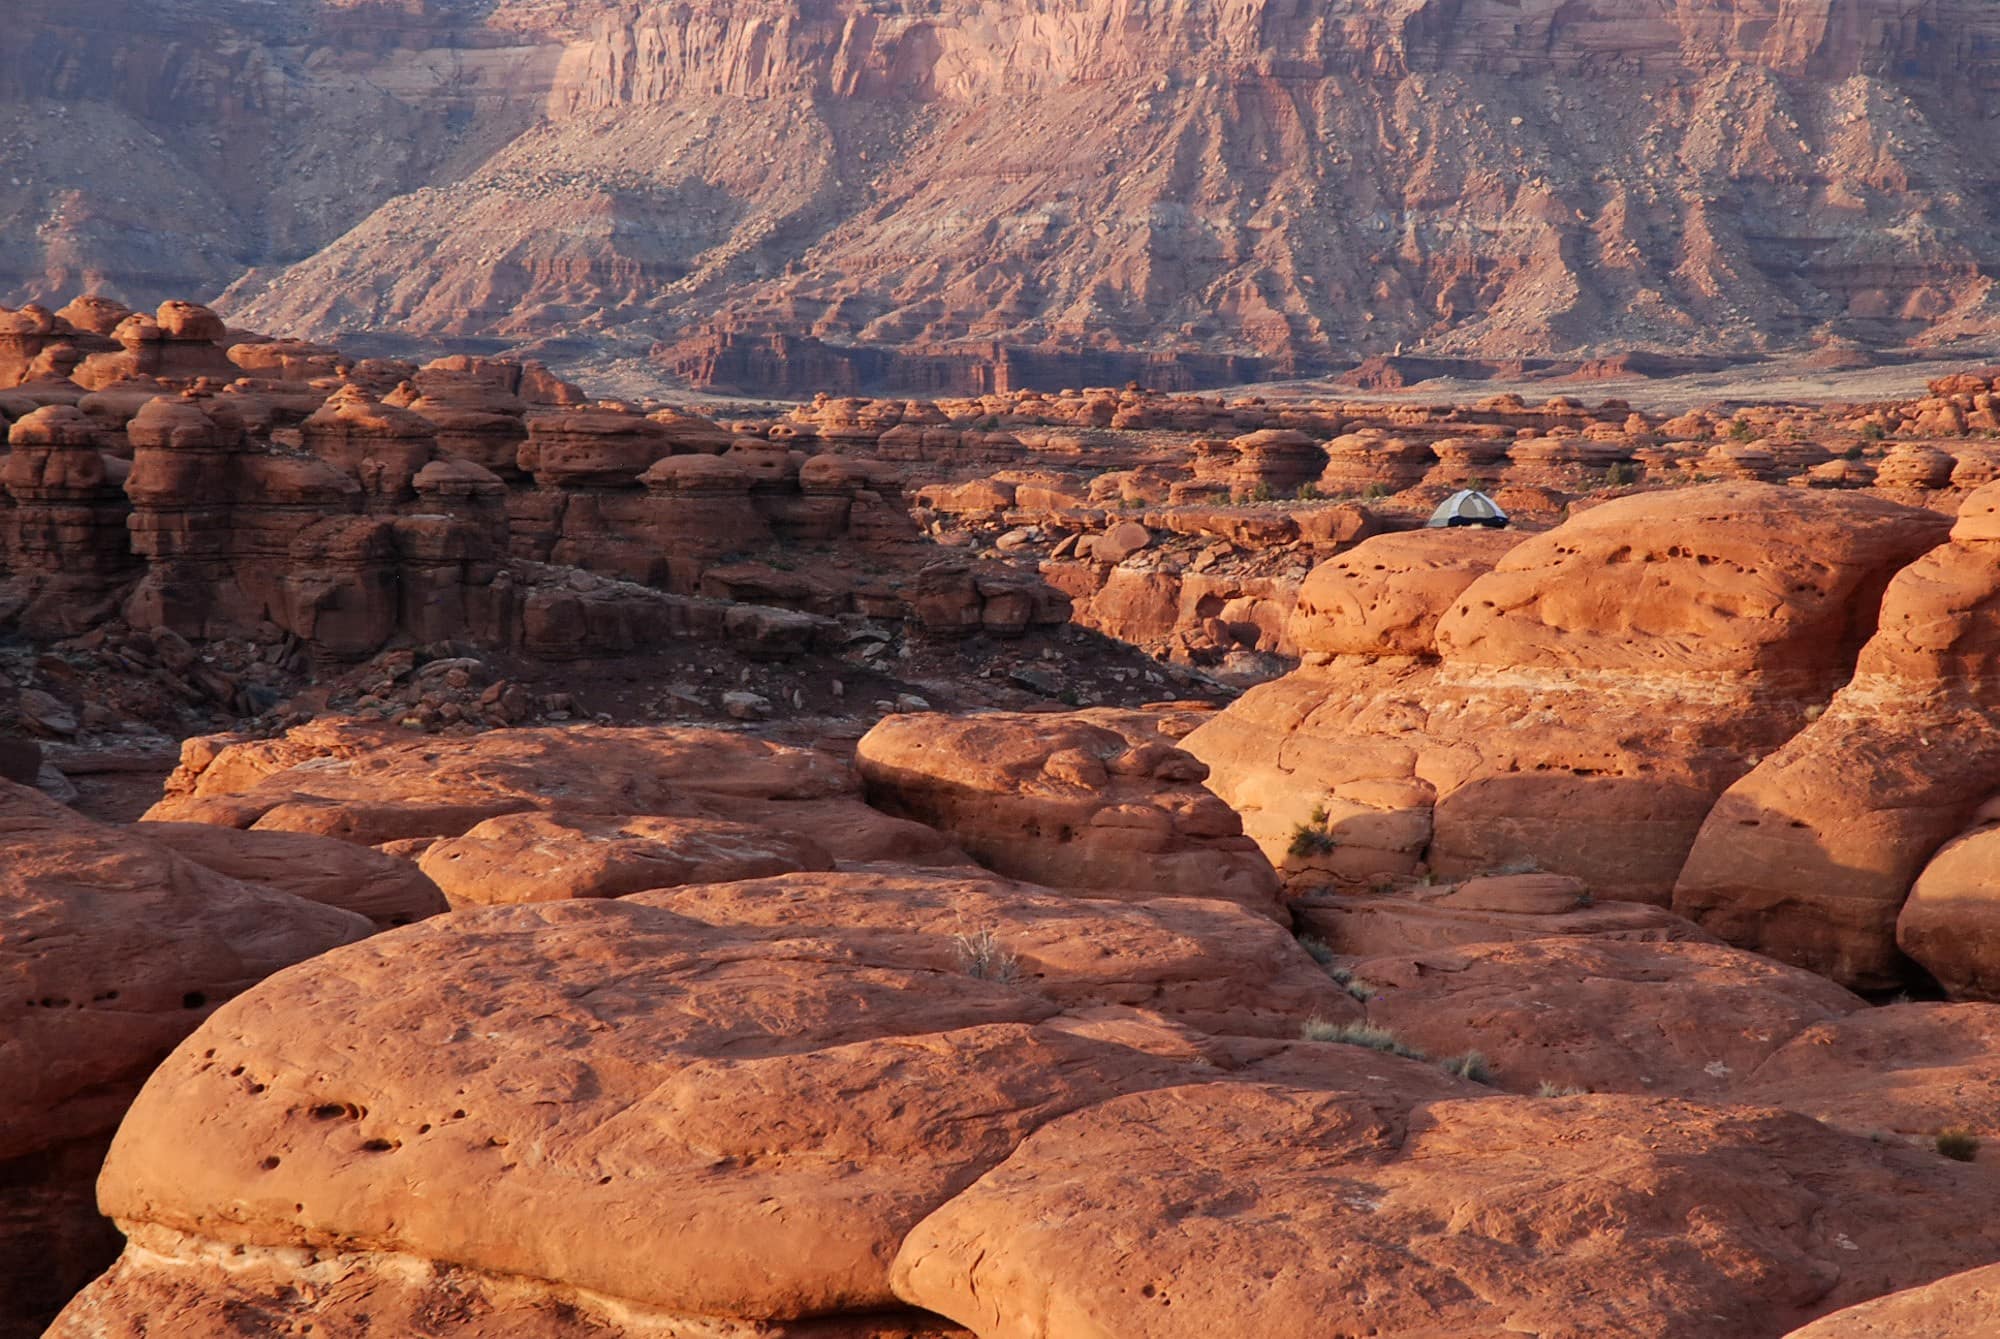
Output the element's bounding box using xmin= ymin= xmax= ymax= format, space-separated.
xmin=6 ymin=291 xmax=2000 ymax=1338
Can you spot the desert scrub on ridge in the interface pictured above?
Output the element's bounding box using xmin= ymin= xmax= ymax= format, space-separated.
xmin=1299 ymin=1018 xmax=1426 ymax=1060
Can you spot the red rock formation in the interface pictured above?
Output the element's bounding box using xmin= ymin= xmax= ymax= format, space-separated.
xmin=2 ymin=404 xmax=138 ymax=633
xmin=893 ymin=1087 xmax=2000 ymax=1339
xmin=135 ymin=821 xmax=448 ymax=930
xmin=1189 ymin=485 xmax=1951 ymax=902
xmin=1350 ymin=937 xmax=1864 ymax=1098
xmin=0 ymin=780 xmax=369 ymax=1339
xmin=1675 ymin=481 xmax=2000 ymax=989
xmin=858 ymin=710 xmax=1284 ymax=917
xmin=1784 ymin=1263 xmax=2000 ymax=1338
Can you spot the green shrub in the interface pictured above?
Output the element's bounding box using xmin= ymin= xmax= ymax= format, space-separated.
xmin=1728 ymin=419 xmax=1755 ymax=441
xmin=1296 ymin=934 xmax=1336 ymax=967
xmin=1603 ymin=462 xmax=1634 ymax=487
xmin=1295 ymin=483 xmax=1321 ymax=502
xmin=1860 ymin=422 xmax=1887 ymax=441
xmin=1936 ymin=1129 xmax=1982 ymax=1162
xmin=1289 ymin=823 xmax=1337 ymax=858
xmin=1362 ymin=482 xmax=1391 ymax=501
xmin=1536 ymin=1080 xmax=1589 ymax=1098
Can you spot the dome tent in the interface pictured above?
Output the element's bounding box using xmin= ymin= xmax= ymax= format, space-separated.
xmin=1427 ymin=489 xmax=1509 ymax=529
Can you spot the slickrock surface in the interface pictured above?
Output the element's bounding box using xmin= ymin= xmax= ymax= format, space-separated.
xmin=418 ymin=812 xmax=840 ymax=907
xmin=1675 ymin=480 xmax=2000 ymax=988
xmin=135 ymin=821 xmax=448 ymax=929
xmin=1730 ymin=1003 xmax=2000 ymax=1147
xmin=1784 ymin=1263 xmax=2000 ymax=1339
xmin=61 ymin=882 xmax=1464 ymax=1335
xmin=1186 ymin=484 xmax=1949 ymax=904
xmin=0 ymin=780 xmax=371 ymax=1339
xmin=856 ymin=710 xmax=1284 ymax=917
xmin=1292 ymin=872 xmax=1717 ymax=958
xmin=892 ymin=1087 xmax=2000 ymax=1339
xmin=1348 ymin=937 xmax=1865 ymax=1098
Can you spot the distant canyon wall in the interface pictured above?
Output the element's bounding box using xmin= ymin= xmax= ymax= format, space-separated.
xmin=6 ymin=0 xmax=2000 ymax=391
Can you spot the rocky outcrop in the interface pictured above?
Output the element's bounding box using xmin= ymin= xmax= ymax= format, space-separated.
xmin=1785 ymin=1264 xmax=2000 ymax=1339
xmin=1349 ymin=937 xmax=1865 ymax=1099
xmin=1188 ymin=485 xmax=1951 ymax=903
xmin=857 ymin=710 xmax=1284 ymax=917
xmin=893 ymin=1087 xmax=2000 ymax=1339
xmin=0 ymin=780 xmax=369 ymax=1339
xmin=1675 ymin=481 xmax=2000 ymax=989
xmin=135 ymin=821 xmax=448 ymax=930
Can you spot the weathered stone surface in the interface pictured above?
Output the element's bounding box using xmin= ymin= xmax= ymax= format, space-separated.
xmin=77 ymin=888 xmax=1448 ymax=1330
xmin=136 ymin=821 xmax=448 ymax=930
xmin=1190 ymin=485 xmax=1952 ymax=903
xmin=893 ymin=1087 xmax=2000 ymax=1339
xmin=1730 ymin=1002 xmax=2000 ymax=1147
xmin=1675 ymin=482 xmax=2000 ymax=989
xmin=1289 ymin=528 xmax=1521 ymax=657
xmin=857 ymin=710 xmax=1283 ymax=918
xmin=1784 ymin=1263 xmax=2000 ymax=1339
xmin=1350 ymin=937 xmax=1864 ymax=1098
xmin=1899 ymin=812 xmax=2000 ymax=1001
xmin=0 ymin=780 xmax=369 ymax=1339
xmin=418 ymin=811 xmax=838 ymax=906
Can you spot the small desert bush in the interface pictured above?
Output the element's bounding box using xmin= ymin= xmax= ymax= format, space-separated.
xmin=1603 ymin=462 xmax=1635 ymax=487
xmin=1936 ymin=1128 xmax=1981 ymax=1162
xmin=1296 ymin=934 xmax=1336 ymax=967
xmin=1860 ymin=422 xmax=1887 ymax=442
xmin=1295 ymin=482 xmax=1321 ymax=501
xmin=1439 ymin=1052 xmax=1495 ymax=1085
xmin=951 ymin=928 xmax=1020 ymax=984
xmin=1536 ymin=1080 xmax=1589 ymax=1098
xmin=1728 ymin=419 xmax=1755 ymax=441
xmin=1299 ymin=1018 xmax=1426 ymax=1060
xmin=1289 ymin=822 xmax=1337 ymax=858
xmin=1362 ymin=482 xmax=1391 ymax=501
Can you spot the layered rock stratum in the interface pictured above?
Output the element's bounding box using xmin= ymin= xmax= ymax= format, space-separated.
xmin=5 ymin=0 xmax=1999 ymax=391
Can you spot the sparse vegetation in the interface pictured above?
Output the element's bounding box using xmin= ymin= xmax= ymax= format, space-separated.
xmin=951 ymin=928 xmax=1021 ymax=984
xmin=1603 ymin=461 xmax=1635 ymax=487
xmin=1289 ymin=804 xmax=1338 ymax=858
xmin=1486 ymin=857 xmax=1544 ymax=876
xmin=1249 ymin=482 xmax=1273 ymax=503
xmin=1728 ymin=419 xmax=1755 ymax=441
xmin=1439 ymin=1051 xmax=1495 ymax=1084
xmin=1289 ymin=821 xmax=1337 ymax=858
xmin=1299 ymin=1018 xmax=1427 ymax=1060
xmin=1296 ymin=934 xmax=1336 ymax=967
xmin=1860 ymin=422 xmax=1887 ymax=441
xmin=1536 ymin=1080 xmax=1589 ymax=1098
xmin=1295 ymin=482 xmax=1321 ymax=502
xmin=1936 ymin=1128 xmax=1982 ymax=1162
xmin=1362 ymin=483 xmax=1391 ymax=501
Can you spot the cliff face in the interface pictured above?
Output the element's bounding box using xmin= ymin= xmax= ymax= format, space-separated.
xmin=7 ymin=0 xmax=2000 ymax=384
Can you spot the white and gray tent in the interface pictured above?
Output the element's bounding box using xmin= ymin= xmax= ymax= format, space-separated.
xmin=1426 ymin=489 xmax=1509 ymax=529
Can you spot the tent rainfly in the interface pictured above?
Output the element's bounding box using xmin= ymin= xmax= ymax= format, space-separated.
xmin=1427 ymin=489 xmax=1510 ymax=529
